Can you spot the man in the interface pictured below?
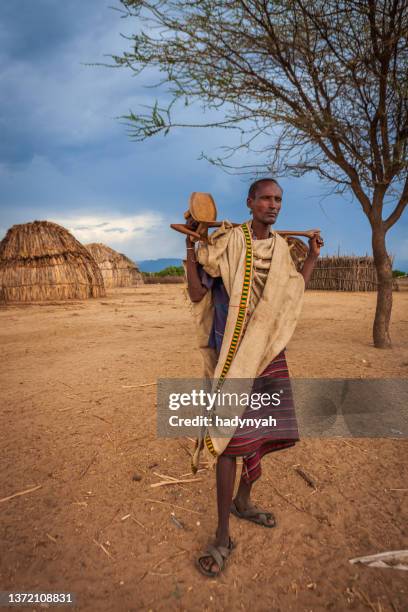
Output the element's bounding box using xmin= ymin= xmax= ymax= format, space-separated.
xmin=185 ymin=178 xmax=323 ymax=577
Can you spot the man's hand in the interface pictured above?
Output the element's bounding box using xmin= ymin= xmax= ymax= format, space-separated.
xmin=300 ymin=231 xmax=324 ymax=286
xmin=307 ymin=230 xmax=324 ymax=259
xmin=185 ymin=216 xmax=199 ymax=247
xmin=185 ymin=216 xmax=208 ymax=302
xmin=186 ymin=216 xmax=199 ymax=230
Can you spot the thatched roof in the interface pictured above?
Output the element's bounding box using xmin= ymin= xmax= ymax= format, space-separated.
xmin=86 ymin=243 xmax=144 ymax=288
xmin=0 ymin=220 xmax=106 ymax=303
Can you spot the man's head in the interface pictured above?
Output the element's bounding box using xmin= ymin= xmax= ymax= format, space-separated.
xmin=247 ymin=178 xmax=283 ymax=225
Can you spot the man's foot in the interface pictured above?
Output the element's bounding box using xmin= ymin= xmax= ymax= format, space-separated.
xmin=196 ymin=536 xmax=235 ymax=577
xmin=231 ymin=498 xmax=276 ymax=527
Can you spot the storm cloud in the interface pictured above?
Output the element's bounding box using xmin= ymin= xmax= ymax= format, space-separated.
xmin=0 ymin=1 xmax=406 ymax=268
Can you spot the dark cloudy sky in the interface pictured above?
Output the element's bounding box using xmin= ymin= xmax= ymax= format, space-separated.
xmin=0 ymin=0 xmax=407 ymax=269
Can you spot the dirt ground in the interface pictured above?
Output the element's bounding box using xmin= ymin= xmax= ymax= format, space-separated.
xmin=0 ymin=285 xmax=407 ymax=612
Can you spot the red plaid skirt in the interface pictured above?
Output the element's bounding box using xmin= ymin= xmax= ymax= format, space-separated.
xmin=221 ymin=348 xmax=299 ymax=483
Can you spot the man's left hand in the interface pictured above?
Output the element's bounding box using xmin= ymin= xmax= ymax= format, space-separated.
xmin=308 ymin=231 xmax=324 ymax=258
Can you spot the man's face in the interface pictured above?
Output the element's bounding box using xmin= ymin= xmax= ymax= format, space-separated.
xmin=247 ymin=181 xmax=282 ymax=224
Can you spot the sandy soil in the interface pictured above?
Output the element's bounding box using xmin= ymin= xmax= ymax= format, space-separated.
xmin=0 ymin=286 xmax=407 ymax=612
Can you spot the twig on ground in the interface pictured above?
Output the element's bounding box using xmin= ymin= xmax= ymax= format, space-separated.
xmin=87 ymin=414 xmax=112 ymax=425
xmin=64 ymin=394 xmax=89 ymax=403
xmin=350 ymin=550 xmax=408 ymax=571
xmin=100 ymin=508 xmax=122 ymax=532
xmin=145 ymin=498 xmax=201 ymax=515
xmin=131 ymin=516 xmax=146 ymax=530
xmin=151 ymin=478 xmax=202 ymax=488
xmin=342 ymin=440 xmax=368 ymax=454
xmin=294 ymin=467 xmax=317 ymax=489
xmin=52 ymin=380 xmax=75 ymax=390
xmin=58 ymin=406 xmax=81 ymax=412
xmin=93 ymin=538 xmax=113 ymax=559
xmin=272 ymin=486 xmax=330 ymax=526
xmin=79 ymin=452 xmax=98 ymax=479
xmin=117 ymin=436 xmax=144 ymax=450
xmin=122 ymin=382 xmax=156 ymax=389
xmin=46 ymin=533 xmax=57 ymax=543
xmin=0 ymin=484 xmax=42 ymax=504
xmin=179 ymin=469 xmax=206 ymax=477
xmin=170 ymin=515 xmax=185 ymax=529
xmin=152 ymin=472 xmax=180 ymax=482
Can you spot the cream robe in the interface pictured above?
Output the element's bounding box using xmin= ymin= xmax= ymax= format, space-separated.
xmin=190 ymin=219 xmax=305 ymax=463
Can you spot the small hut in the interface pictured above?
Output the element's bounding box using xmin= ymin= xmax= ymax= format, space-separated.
xmin=86 ymin=243 xmax=144 ymax=288
xmin=395 ymin=275 xmax=408 ymax=291
xmin=0 ymin=220 xmax=106 ymax=303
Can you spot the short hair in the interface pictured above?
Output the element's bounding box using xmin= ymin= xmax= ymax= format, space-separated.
xmin=247 ymin=178 xmax=283 ymax=199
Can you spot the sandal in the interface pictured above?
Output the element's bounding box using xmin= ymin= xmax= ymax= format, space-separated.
xmin=230 ymin=500 xmax=276 ymax=528
xmin=196 ymin=537 xmax=235 ymax=577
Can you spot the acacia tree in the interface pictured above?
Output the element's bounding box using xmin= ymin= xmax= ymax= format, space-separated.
xmin=111 ymin=0 xmax=408 ymax=348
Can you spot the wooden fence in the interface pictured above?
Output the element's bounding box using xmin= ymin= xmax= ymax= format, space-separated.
xmin=308 ymin=255 xmax=399 ymax=291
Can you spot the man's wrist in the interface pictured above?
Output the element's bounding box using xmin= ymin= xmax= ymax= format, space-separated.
xmin=186 ymin=247 xmax=198 ymax=263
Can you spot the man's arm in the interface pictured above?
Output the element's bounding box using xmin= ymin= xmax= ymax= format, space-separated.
xmin=185 ymin=234 xmax=209 ymax=302
xmin=300 ymin=232 xmax=324 ymax=286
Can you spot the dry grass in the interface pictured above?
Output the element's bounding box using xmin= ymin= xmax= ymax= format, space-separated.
xmin=0 ymin=220 xmax=106 ymax=303
xmin=86 ymin=243 xmax=144 ymax=289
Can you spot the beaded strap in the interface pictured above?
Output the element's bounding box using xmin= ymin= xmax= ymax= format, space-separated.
xmin=204 ymin=223 xmax=253 ymax=457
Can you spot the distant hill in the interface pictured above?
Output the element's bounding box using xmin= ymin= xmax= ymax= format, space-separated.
xmin=137 ymin=258 xmax=183 ymax=273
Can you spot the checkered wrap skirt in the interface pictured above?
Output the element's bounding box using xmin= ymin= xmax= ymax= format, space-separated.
xmin=221 ymin=348 xmax=299 ymax=483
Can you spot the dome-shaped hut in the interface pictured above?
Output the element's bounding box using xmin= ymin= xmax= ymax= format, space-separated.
xmin=0 ymin=220 xmax=106 ymax=303
xmin=86 ymin=243 xmax=144 ymax=288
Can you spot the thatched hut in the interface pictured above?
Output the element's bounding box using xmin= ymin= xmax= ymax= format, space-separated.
xmin=0 ymin=220 xmax=106 ymax=303
xmin=86 ymin=243 xmax=144 ymax=288
xmin=395 ymin=275 xmax=408 ymax=291
xmin=308 ymin=254 xmax=399 ymax=291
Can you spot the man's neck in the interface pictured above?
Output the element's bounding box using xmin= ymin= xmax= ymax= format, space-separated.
xmin=251 ymin=218 xmax=271 ymax=240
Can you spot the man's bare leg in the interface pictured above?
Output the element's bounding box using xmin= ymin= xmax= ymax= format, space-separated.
xmin=233 ymin=473 xmax=275 ymax=526
xmin=233 ymin=474 xmax=253 ymax=510
xmin=198 ymin=454 xmax=236 ymax=573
